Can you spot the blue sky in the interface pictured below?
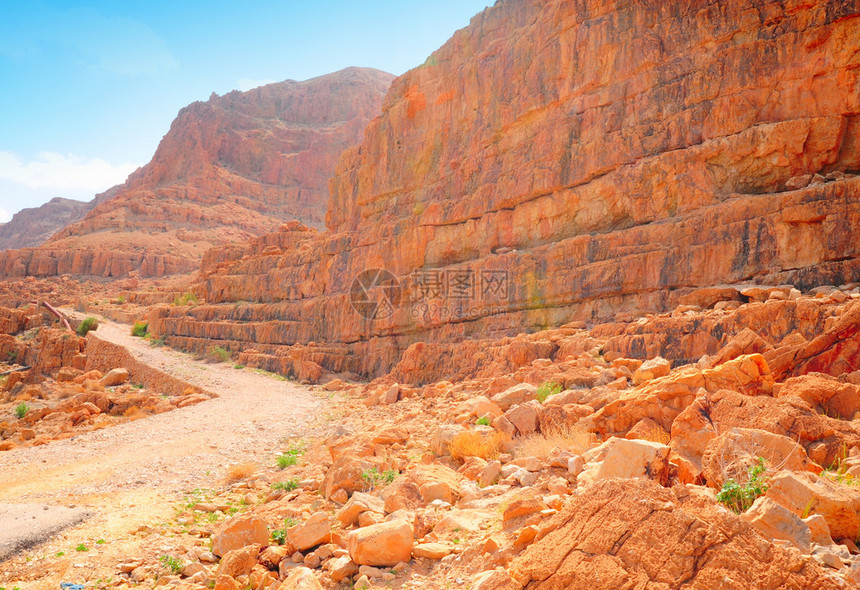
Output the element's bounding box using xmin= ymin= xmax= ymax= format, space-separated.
xmin=0 ymin=1 xmax=491 ymax=222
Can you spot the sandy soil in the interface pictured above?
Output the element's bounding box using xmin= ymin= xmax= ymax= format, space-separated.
xmin=0 ymin=314 xmax=324 ymax=587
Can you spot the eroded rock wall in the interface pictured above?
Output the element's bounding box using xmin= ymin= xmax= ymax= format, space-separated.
xmin=153 ymin=0 xmax=860 ymax=377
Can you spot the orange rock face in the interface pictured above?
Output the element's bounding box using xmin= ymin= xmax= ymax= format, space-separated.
xmin=152 ymin=0 xmax=860 ymax=378
xmin=0 ymin=67 xmax=394 ymax=278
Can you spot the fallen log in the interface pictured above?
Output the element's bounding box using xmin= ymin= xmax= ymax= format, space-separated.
xmin=0 ymin=366 xmax=31 ymax=376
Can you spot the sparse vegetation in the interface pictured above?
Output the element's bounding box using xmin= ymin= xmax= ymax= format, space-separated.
xmin=361 ymin=467 xmax=398 ymax=490
xmin=276 ymin=445 xmax=304 ymax=469
xmin=75 ymin=543 xmax=88 ymax=552
xmin=116 ymin=295 xmax=126 ymax=305
xmin=76 ymin=316 xmax=99 ymax=336
xmin=233 ymin=363 xmax=245 ymax=370
xmin=15 ymin=403 xmax=30 ymax=419
xmin=6 ymin=350 xmax=17 ymax=363
xmin=159 ymin=555 xmax=183 ymax=575
xmin=271 ymin=479 xmax=300 ymax=492
xmin=271 ymin=517 xmax=299 ymax=545
xmin=131 ymin=321 xmax=148 ymax=337
xmin=475 ymin=416 xmax=491 ymax=426
xmin=174 ymin=291 xmax=198 ymax=306
xmin=515 ymin=424 xmax=590 ymax=459
xmin=450 ymin=430 xmax=509 ymax=461
xmin=148 ymin=334 xmax=167 ymax=347
xmin=226 ymin=462 xmax=257 ymax=482
xmin=536 ymin=381 xmax=563 ymax=403
xmin=208 ymin=346 xmax=231 ymax=363
xmin=716 ymin=457 xmax=769 ymax=513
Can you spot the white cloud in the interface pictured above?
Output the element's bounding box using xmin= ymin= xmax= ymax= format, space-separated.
xmin=0 ymin=151 xmax=139 ymax=192
xmin=237 ymin=78 xmax=278 ymax=92
xmin=0 ymin=207 xmax=10 ymax=223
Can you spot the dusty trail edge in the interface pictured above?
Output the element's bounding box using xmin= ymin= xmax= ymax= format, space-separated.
xmin=0 ymin=311 xmax=324 ymax=582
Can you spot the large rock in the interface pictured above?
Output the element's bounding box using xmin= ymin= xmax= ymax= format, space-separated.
xmin=212 ymin=517 xmax=269 ymax=557
xmin=148 ymin=0 xmax=860 ymax=381
xmin=701 ymin=427 xmax=817 ymax=488
xmin=348 ymin=519 xmax=413 ymax=566
xmin=576 ymin=438 xmax=670 ymax=488
xmin=336 ymin=492 xmax=385 ymax=527
xmin=765 ymin=471 xmax=860 ymax=540
xmin=740 ymin=497 xmax=812 ymax=553
xmin=287 ymin=512 xmax=331 ymax=551
xmin=216 ymin=544 xmax=261 ymax=578
xmin=279 ymin=566 xmax=323 ymax=590
xmin=509 ymin=479 xmax=841 ymax=589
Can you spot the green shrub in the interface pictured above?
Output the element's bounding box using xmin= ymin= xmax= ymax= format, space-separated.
xmin=159 ymin=555 xmax=183 ymax=575
xmin=14 ymin=403 xmax=29 ymax=419
xmin=209 ymin=346 xmax=230 ymax=363
xmin=233 ymin=363 xmax=245 ymax=370
xmin=536 ymin=381 xmax=563 ymax=403
xmin=271 ymin=517 xmax=298 ymax=545
xmin=131 ymin=321 xmax=148 ymax=337
xmin=716 ymin=457 xmax=769 ymax=513
xmin=475 ymin=416 xmax=491 ymax=426
xmin=116 ymin=295 xmax=126 ymax=305
xmin=276 ymin=445 xmax=304 ymax=469
xmin=360 ymin=467 xmax=398 ymax=491
xmin=271 ymin=479 xmax=300 ymax=492
xmin=75 ymin=543 xmax=88 ymax=552
xmin=76 ymin=317 xmax=99 ymax=336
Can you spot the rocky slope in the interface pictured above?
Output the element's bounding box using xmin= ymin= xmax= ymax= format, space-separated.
xmin=0 ymin=197 xmax=92 ymax=251
xmin=0 ymin=67 xmax=394 ymax=278
xmin=6 ymin=286 xmax=860 ymax=588
xmin=151 ymin=0 xmax=860 ymax=379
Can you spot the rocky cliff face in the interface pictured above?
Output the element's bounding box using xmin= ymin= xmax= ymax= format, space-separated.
xmin=153 ymin=0 xmax=860 ymax=378
xmin=0 ymin=197 xmax=92 ymax=251
xmin=0 ymin=67 xmax=394 ymax=278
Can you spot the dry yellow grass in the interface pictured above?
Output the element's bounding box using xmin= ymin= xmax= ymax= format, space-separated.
xmin=123 ymin=405 xmax=145 ymax=420
xmin=451 ymin=430 xmax=510 ymax=461
xmin=514 ymin=424 xmax=592 ymax=459
xmin=226 ymin=462 xmax=258 ymax=482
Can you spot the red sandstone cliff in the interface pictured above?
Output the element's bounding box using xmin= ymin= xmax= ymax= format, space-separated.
xmin=0 ymin=67 xmax=393 ymax=278
xmin=151 ymin=0 xmax=860 ymax=378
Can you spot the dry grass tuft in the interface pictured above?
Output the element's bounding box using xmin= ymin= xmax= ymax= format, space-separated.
xmin=515 ymin=424 xmax=592 ymax=460
xmin=450 ymin=430 xmax=510 ymax=461
xmin=226 ymin=462 xmax=258 ymax=483
xmin=123 ymin=406 xmax=145 ymax=420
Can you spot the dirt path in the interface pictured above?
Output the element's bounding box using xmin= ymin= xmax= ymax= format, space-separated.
xmin=0 ymin=314 xmax=324 ymax=583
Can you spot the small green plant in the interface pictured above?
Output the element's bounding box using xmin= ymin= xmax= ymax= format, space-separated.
xmin=76 ymin=317 xmax=99 ymax=336
xmin=271 ymin=517 xmax=298 ymax=545
xmin=276 ymin=445 xmax=304 ymax=469
xmin=96 ymin=538 xmax=105 ymax=544
xmin=133 ymin=383 xmax=144 ymax=389
xmin=55 ymin=551 xmax=65 ymax=557
xmin=271 ymin=479 xmax=300 ymax=492
xmin=209 ymin=346 xmax=231 ymax=363
xmin=6 ymin=350 xmax=18 ymax=363
xmin=233 ymin=363 xmax=245 ymax=370
xmin=360 ymin=467 xmax=398 ymax=490
xmin=75 ymin=543 xmax=88 ymax=552
xmin=131 ymin=321 xmax=148 ymax=337
xmin=174 ymin=291 xmax=198 ymax=306
xmin=148 ymin=334 xmax=167 ymax=347
xmin=117 ymin=295 xmax=126 ymax=305
xmin=716 ymin=457 xmax=769 ymax=513
xmin=536 ymin=381 xmax=563 ymax=403
xmin=159 ymin=555 xmax=183 ymax=575
xmin=475 ymin=416 xmax=491 ymax=426
xmin=14 ymin=403 xmax=29 ymax=419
